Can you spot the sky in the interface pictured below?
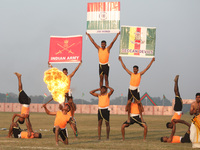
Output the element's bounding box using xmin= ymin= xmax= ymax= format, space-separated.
xmin=0 ymin=0 xmax=199 ymax=102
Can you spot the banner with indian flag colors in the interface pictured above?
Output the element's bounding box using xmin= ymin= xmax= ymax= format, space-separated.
xmin=120 ymin=26 xmax=156 ymax=58
xmin=87 ymin=2 xmax=120 ymax=33
xmin=49 ymin=35 xmax=82 ymax=63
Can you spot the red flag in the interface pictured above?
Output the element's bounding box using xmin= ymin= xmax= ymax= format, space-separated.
xmin=49 ymin=35 xmax=82 ymax=63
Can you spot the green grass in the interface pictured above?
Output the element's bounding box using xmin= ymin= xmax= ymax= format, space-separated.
xmin=0 ymin=112 xmax=194 ymax=150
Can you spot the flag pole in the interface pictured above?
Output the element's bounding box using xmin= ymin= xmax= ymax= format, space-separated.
xmin=163 ymin=95 xmax=165 ymax=106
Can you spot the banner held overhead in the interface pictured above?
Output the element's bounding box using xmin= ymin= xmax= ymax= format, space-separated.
xmin=87 ymin=2 xmax=120 ymax=34
xmin=49 ymin=35 xmax=82 ymax=63
xmin=120 ymin=26 xmax=156 ymax=58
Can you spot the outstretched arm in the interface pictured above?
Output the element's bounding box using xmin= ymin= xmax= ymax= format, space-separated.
xmin=42 ymin=104 xmax=56 ymax=115
xmin=118 ymin=56 xmax=132 ymax=75
xmin=90 ymin=88 xmax=101 ymax=97
xmin=86 ymin=32 xmax=100 ymax=49
xmin=107 ymin=86 xmax=114 ymax=97
xmin=167 ymin=124 xmax=176 ymax=143
xmin=140 ymin=57 xmax=155 ymax=76
xmin=172 ymin=119 xmax=191 ymax=127
xmin=25 ymin=117 xmax=33 ymax=135
xmin=107 ymin=32 xmax=120 ymax=52
xmin=69 ymin=60 xmax=82 ymax=78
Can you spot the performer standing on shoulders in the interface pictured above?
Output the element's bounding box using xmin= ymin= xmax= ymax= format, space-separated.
xmin=86 ymin=32 xmax=120 ymax=87
xmin=118 ymin=56 xmax=155 ymax=123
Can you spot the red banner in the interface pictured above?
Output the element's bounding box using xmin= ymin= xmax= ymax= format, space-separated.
xmin=49 ymin=35 xmax=82 ymax=63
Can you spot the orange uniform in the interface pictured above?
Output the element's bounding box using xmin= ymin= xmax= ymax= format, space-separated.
xmin=54 ymin=111 xmax=71 ymax=129
xmin=21 ymin=131 xmax=34 ymax=139
xmin=171 ymin=136 xmax=181 ymax=143
xmin=171 ymin=112 xmax=182 ymax=121
xmin=130 ymin=103 xmax=140 ymax=114
xmin=98 ymin=48 xmax=109 ymax=64
xmin=130 ymin=73 xmax=141 ymax=87
xmin=21 ymin=105 xmax=30 ymax=115
xmin=67 ymin=110 xmax=72 ymax=117
xmin=98 ymin=93 xmax=110 ymax=108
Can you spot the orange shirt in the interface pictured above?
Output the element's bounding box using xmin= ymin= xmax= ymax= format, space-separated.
xmin=171 ymin=112 xmax=182 ymax=121
xmin=54 ymin=111 xmax=71 ymax=129
xmin=21 ymin=105 xmax=30 ymax=115
xmin=130 ymin=103 xmax=140 ymax=114
xmin=98 ymin=48 xmax=109 ymax=64
xmin=67 ymin=110 xmax=72 ymax=117
xmin=171 ymin=136 xmax=181 ymax=143
xmin=98 ymin=93 xmax=110 ymax=108
xmin=21 ymin=131 xmax=34 ymax=139
xmin=130 ymin=73 xmax=141 ymax=87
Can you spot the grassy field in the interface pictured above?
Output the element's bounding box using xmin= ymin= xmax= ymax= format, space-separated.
xmin=0 ymin=112 xmax=194 ymax=150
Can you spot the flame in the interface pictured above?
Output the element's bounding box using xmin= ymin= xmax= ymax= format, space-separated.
xmin=44 ymin=68 xmax=69 ymax=104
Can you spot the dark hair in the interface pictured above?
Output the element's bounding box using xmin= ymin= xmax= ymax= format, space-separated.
xmin=63 ymin=68 xmax=68 ymax=72
xmin=166 ymin=122 xmax=171 ymax=128
xmin=18 ymin=119 xmax=25 ymax=124
xmin=160 ymin=137 xmax=164 ymax=142
xmin=196 ymin=93 xmax=200 ymax=97
xmin=38 ymin=133 xmax=42 ymax=138
xmin=101 ymin=86 xmax=107 ymax=90
xmin=133 ymin=65 xmax=139 ymax=69
xmin=101 ymin=40 xmax=106 ymax=44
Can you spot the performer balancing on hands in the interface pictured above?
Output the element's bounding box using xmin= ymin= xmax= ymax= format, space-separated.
xmin=86 ymin=32 xmax=120 ymax=87
xmin=12 ymin=72 xmax=32 ymax=126
xmin=166 ymin=75 xmax=183 ymax=129
xmin=118 ymin=56 xmax=155 ymax=123
xmin=90 ymin=86 xmax=114 ymax=140
xmin=161 ymin=119 xmax=191 ymax=143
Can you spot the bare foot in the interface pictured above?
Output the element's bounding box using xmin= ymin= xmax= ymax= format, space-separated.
xmin=14 ymin=72 xmax=22 ymax=78
xmin=143 ymin=139 xmax=146 ymax=142
xmin=174 ymin=75 xmax=179 ymax=82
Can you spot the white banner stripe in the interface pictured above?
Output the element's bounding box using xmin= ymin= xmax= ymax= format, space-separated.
xmin=87 ymin=11 xmax=120 ymax=21
xmin=119 ymin=54 xmax=154 ymax=58
xmin=140 ymin=27 xmax=147 ymax=50
xmin=87 ymin=29 xmax=120 ymax=34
